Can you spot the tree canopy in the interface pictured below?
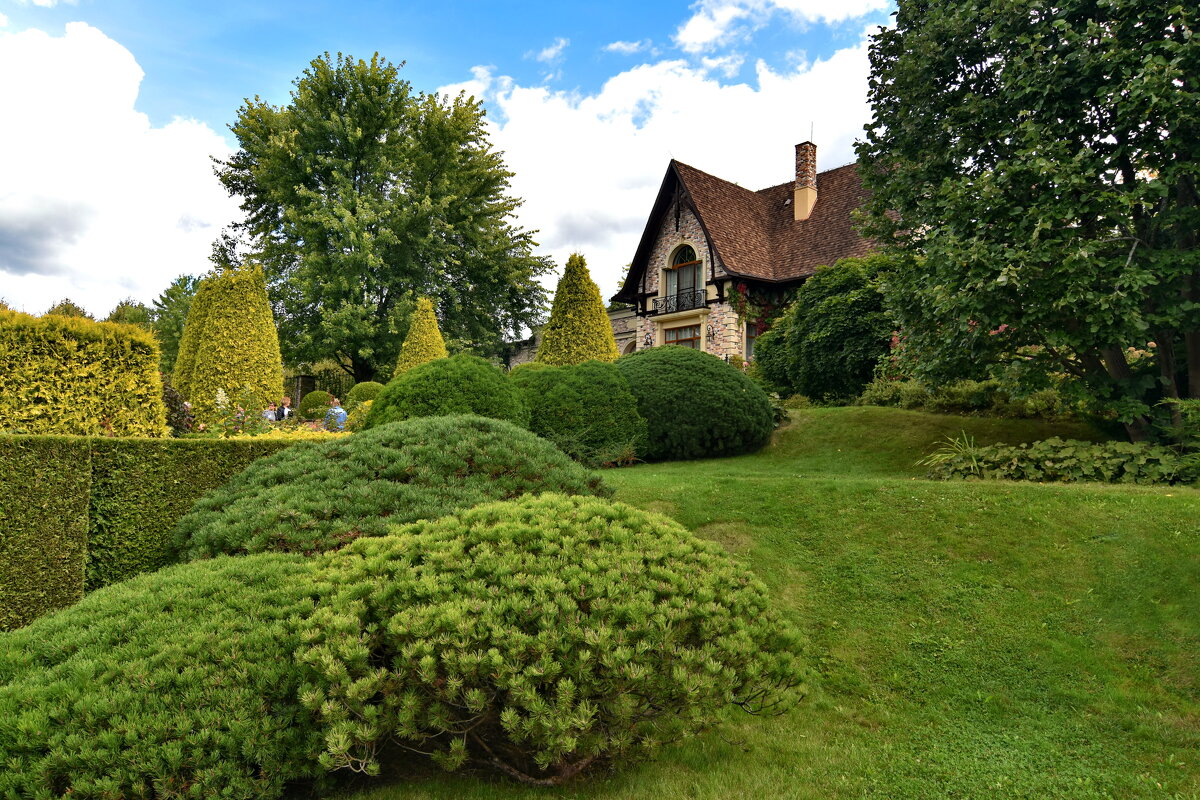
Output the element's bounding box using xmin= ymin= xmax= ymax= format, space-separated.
xmin=150 ymin=275 xmax=199 ymax=376
xmin=857 ymin=1 xmax=1200 ymax=440
xmin=217 ymin=52 xmax=550 ymax=383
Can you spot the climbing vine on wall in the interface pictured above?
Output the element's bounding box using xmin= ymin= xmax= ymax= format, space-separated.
xmin=728 ymin=282 xmax=795 ymax=335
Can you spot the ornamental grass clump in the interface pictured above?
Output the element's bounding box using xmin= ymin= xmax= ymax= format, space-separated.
xmin=363 ymin=353 xmax=528 ymax=429
xmin=0 ymin=553 xmax=336 ymax=798
xmin=173 ymin=415 xmax=609 ymax=560
xmin=299 ymin=494 xmax=807 ymax=786
xmin=616 ymin=346 xmax=774 ymax=461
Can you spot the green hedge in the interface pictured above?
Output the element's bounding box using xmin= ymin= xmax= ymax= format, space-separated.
xmin=0 ymin=437 xmax=91 ymax=630
xmin=0 ymin=434 xmax=297 ymax=629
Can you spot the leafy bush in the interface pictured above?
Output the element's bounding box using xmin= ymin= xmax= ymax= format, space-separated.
xmin=345 ymin=399 xmax=372 ymax=431
xmin=161 ymin=375 xmax=194 ymax=435
xmin=173 ymin=415 xmax=609 ymax=560
xmin=923 ymin=436 xmax=1200 ymax=485
xmin=300 ymin=494 xmax=806 ymax=785
xmin=346 ymin=380 xmax=384 ymax=409
xmin=536 ymin=253 xmax=620 ymax=365
xmin=511 ymin=360 xmax=646 ymax=466
xmin=616 ymin=347 xmax=774 ymax=461
xmin=858 ymin=377 xmax=1071 ymax=420
xmin=0 ymin=553 xmax=335 ymax=798
xmin=395 ymin=297 xmax=449 ymax=376
xmin=0 ymin=309 xmax=168 ymax=437
xmin=364 ymin=354 xmax=528 ymax=429
xmin=297 ymin=389 xmax=333 ymax=420
xmin=749 ymin=306 xmax=796 ymax=395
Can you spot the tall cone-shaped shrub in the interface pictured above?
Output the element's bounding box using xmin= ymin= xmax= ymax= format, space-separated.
xmin=536 ymin=253 xmax=619 ymax=365
xmin=394 ymin=297 xmax=448 ymax=376
xmin=174 ymin=265 xmax=283 ymax=418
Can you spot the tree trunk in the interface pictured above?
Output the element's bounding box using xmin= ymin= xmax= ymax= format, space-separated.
xmin=1099 ymin=345 xmax=1152 ymax=442
xmin=1157 ymin=332 xmax=1184 ymax=434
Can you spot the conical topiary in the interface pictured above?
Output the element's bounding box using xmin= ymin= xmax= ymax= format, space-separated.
xmin=394 ymin=297 xmax=448 ymax=376
xmin=173 ymin=265 xmax=283 ymax=419
xmin=535 ymin=253 xmax=619 ymax=366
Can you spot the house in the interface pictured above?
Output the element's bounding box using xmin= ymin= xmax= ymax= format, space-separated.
xmin=610 ymin=142 xmax=875 ymax=361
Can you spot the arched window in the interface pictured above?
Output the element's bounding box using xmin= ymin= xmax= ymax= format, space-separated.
xmin=666 ymin=245 xmax=700 ymax=298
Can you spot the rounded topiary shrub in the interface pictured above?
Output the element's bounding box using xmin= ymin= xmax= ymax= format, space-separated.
xmin=173 ymin=415 xmax=609 ymax=560
xmin=297 ymin=389 xmax=333 ymax=420
xmin=0 ymin=553 xmax=334 ymax=799
xmin=345 ymin=380 xmax=383 ymax=409
xmin=363 ymin=354 xmax=528 ymax=430
xmin=615 ymin=346 xmax=775 ymax=461
xmin=301 ymin=494 xmax=806 ymax=785
xmin=511 ymin=360 xmax=647 ymax=467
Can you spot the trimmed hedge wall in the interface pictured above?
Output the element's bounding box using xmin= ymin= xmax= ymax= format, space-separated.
xmin=0 ymin=437 xmax=91 ymax=630
xmin=0 ymin=434 xmax=297 ymax=629
xmin=0 ymin=309 xmax=168 ymax=437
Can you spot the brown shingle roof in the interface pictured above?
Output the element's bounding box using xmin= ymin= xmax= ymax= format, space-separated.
xmin=614 ymin=159 xmax=874 ymax=301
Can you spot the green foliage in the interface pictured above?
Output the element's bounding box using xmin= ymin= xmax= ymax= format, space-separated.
xmin=0 ymin=553 xmax=335 ymax=798
xmin=364 ymin=354 xmax=528 ymax=429
xmin=345 ymin=399 xmax=372 ymax=431
xmin=150 ymin=274 xmax=199 ymax=375
xmin=0 ymin=434 xmax=296 ymax=629
xmin=217 ymin=52 xmax=550 ymax=381
xmin=0 ymin=436 xmax=90 ymax=630
xmin=0 ymin=309 xmax=168 ymax=437
xmin=857 ymin=2 xmax=1200 ymax=439
xmin=858 ymin=378 xmax=1073 ymax=420
xmin=297 ymin=389 xmax=333 ymax=420
xmin=923 ymin=436 xmax=1200 ymax=485
xmin=345 ymin=380 xmax=384 ymax=409
xmin=536 ymin=253 xmax=620 ymax=365
xmin=783 ymin=255 xmax=896 ymax=402
xmin=104 ymin=297 xmax=153 ymax=329
xmin=395 ymin=297 xmax=449 ymax=376
xmin=173 ymin=265 xmax=284 ymax=420
xmin=300 ymin=494 xmax=806 ymax=784
xmin=43 ymin=297 xmax=92 ymax=319
xmin=748 ymin=305 xmax=796 ymax=395
xmin=511 ymin=360 xmax=647 ymax=467
xmin=161 ymin=375 xmax=194 ymax=435
xmin=173 ymin=415 xmax=609 ymax=560
xmin=616 ymin=346 xmax=774 ymax=461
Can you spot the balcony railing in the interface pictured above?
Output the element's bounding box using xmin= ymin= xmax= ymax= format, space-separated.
xmin=652 ymin=289 xmax=708 ymax=315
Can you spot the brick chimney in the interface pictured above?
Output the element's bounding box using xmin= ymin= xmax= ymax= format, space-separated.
xmin=794 ymin=141 xmax=817 ymax=221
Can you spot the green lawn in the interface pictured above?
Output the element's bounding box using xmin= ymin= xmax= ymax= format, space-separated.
xmin=330 ymin=408 xmax=1200 ymax=799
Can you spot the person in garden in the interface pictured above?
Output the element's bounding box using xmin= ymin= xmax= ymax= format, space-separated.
xmin=276 ymin=396 xmax=293 ymax=421
xmin=262 ymin=403 xmax=277 ymax=422
xmin=325 ymin=397 xmax=348 ymax=431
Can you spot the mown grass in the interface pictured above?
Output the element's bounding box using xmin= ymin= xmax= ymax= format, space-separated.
xmin=330 ymin=408 xmax=1200 ymax=800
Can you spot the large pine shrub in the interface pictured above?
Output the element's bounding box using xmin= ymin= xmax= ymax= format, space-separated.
xmin=173 ymin=415 xmax=608 ymax=560
xmin=394 ymin=297 xmax=448 ymax=376
xmin=364 ymin=354 xmax=528 ymax=429
xmin=616 ymin=346 xmax=774 ymax=461
xmin=0 ymin=309 xmax=167 ymax=436
xmin=536 ymin=253 xmax=620 ymax=365
xmin=174 ymin=265 xmax=284 ymax=418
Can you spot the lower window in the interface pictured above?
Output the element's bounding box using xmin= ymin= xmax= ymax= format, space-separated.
xmin=664 ymin=324 xmax=701 ymax=349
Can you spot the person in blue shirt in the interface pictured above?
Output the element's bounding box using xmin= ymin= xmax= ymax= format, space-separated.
xmin=325 ymin=397 xmax=348 ymax=431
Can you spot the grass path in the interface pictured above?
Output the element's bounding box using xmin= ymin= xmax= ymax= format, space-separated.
xmin=334 ymin=409 xmax=1200 ymax=799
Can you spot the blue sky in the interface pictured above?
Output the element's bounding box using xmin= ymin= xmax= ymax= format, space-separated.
xmin=0 ymin=0 xmax=895 ymax=316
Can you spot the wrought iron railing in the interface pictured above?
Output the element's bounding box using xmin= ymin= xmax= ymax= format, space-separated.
xmin=652 ymin=289 xmax=708 ymax=315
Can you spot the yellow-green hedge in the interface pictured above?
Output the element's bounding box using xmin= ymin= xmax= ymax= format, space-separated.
xmin=536 ymin=253 xmax=620 ymax=365
xmin=0 ymin=434 xmax=298 ymax=629
xmin=0 ymin=309 xmax=168 ymax=437
xmin=174 ymin=266 xmax=284 ymax=419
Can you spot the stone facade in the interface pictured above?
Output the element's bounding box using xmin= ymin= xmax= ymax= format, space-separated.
xmin=636 ymin=202 xmax=729 ymax=297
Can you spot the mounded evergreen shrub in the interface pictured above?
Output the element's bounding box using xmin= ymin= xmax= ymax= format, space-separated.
xmin=0 ymin=309 xmax=168 ymax=437
xmin=173 ymin=415 xmax=609 ymax=560
xmin=395 ymin=296 xmax=449 ymax=375
xmin=616 ymin=346 xmax=774 ymax=461
xmin=363 ymin=354 xmax=529 ymax=429
xmin=0 ymin=553 xmax=335 ymax=798
xmin=346 ymin=380 xmax=384 ymax=409
xmin=301 ymin=494 xmax=806 ymax=785
xmin=511 ymin=360 xmax=647 ymax=466
xmin=173 ymin=265 xmax=284 ymax=419
xmin=536 ymin=253 xmax=620 ymax=365
xmin=297 ymin=389 xmax=333 ymax=420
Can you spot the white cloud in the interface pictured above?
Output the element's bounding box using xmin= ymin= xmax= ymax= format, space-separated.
xmin=0 ymin=13 xmax=8 ymax=27
xmin=0 ymin=23 xmax=240 ymax=316
xmin=604 ymin=39 xmax=653 ymax=55
xmin=701 ymin=53 xmax=745 ymax=77
xmin=675 ymin=0 xmax=889 ymax=53
xmin=438 ymin=33 xmax=874 ymax=302
xmin=530 ymin=37 xmax=569 ymax=64
xmin=15 ymin=0 xmax=78 ymax=7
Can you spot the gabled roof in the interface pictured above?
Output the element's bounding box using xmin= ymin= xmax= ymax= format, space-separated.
xmin=613 ymin=158 xmax=874 ymax=302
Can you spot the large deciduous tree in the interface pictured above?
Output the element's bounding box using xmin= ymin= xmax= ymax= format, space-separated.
xmin=217 ymin=52 xmax=550 ymax=383
xmin=857 ymin=1 xmax=1200 ymax=440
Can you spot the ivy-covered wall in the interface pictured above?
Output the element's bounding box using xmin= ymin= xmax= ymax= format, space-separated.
xmin=0 ymin=434 xmax=298 ymax=629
